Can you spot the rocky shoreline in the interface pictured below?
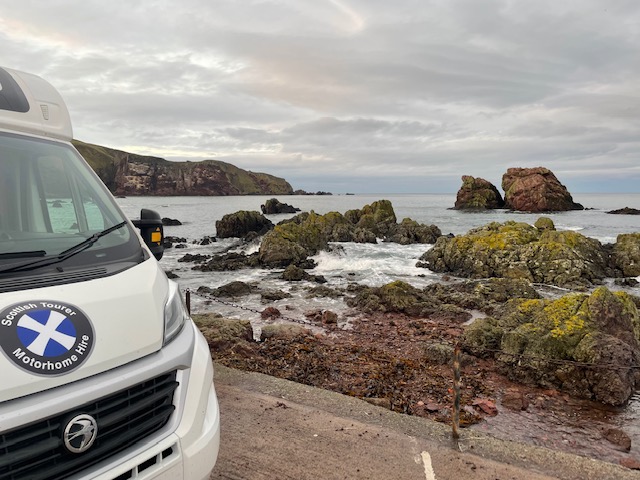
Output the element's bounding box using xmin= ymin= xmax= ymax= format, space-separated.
xmin=165 ymin=191 xmax=640 ymax=469
xmin=192 ymin=287 xmax=639 ymax=468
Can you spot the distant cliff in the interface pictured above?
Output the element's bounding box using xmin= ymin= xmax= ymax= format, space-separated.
xmin=73 ymin=140 xmax=294 ymax=196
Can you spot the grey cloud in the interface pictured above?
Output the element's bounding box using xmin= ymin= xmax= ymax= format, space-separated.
xmin=283 ymin=117 xmax=449 ymax=139
xmin=552 ymin=93 xmax=640 ymax=121
xmin=2 ymin=0 xmax=640 ymax=193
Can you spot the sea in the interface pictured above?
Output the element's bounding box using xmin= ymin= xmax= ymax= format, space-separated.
xmin=115 ymin=192 xmax=640 ymax=297
xmin=117 ymin=193 xmax=640 ymax=463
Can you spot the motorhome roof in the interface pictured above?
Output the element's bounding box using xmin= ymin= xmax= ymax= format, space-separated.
xmin=0 ymin=67 xmax=72 ymax=141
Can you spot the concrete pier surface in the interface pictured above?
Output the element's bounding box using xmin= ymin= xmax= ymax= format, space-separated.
xmin=210 ymin=364 xmax=638 ymax=480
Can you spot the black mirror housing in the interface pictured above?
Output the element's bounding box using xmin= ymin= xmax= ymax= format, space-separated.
xmin=132 ymin=208 xmax=164 ymax=260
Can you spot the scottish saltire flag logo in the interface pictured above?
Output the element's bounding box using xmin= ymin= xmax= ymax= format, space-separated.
xmin=17 ymin=310 xmax=77 ymax=357
xmin=0 ymin=301 xmax=94 ymax=375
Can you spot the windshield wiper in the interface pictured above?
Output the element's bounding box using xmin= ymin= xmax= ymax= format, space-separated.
xmin=0 ymin=221 xmax=127 ymax=275
xmin=57 ymin=221 xmax=128 ymax=259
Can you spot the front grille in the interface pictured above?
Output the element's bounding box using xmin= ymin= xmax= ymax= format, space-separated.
xmin=0 ymin=371 xmax=178 ymax=480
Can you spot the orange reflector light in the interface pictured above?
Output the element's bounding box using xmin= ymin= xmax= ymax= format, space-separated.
xmin=151 ymin=231 xmax=162 ymax=243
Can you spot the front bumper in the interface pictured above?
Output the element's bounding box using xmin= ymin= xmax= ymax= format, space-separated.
xmin=88 ymin=321 xmax=221 ymax=480
xmin=0 ymin=321 xmax=220 ymax=480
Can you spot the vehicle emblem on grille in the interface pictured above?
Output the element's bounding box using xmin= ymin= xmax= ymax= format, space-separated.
xmin=63 ymin=414 xmax=98 ymax=454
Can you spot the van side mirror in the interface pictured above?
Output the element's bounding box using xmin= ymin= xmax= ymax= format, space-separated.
xmin=132 ymin=208 xmax=164 ymax=260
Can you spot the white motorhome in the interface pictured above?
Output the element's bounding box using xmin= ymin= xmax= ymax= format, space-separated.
xmin=0 ymin=67 xmax=220 ymax=479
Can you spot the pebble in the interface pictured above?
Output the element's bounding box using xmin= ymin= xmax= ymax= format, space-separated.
xmin=602 ymin=428 xmax=631 ymax=452
xmin=620 ymin=458 xmax=640 ymax=470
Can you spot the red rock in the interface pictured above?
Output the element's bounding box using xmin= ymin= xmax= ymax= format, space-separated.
xmin=472 ymin=398 xmax=498 ymax=416
xmin=501 ymin=390 xmax=529 ymax=411
xmin=502 ymin=167 xmax=583 ymax=212
xmin=425 ymin=403 xmax=440 ymax=412
xmin=261 ymin=307 xmax=281 ymax=319
xmin=620 ymin=458 xmax=640 ymax=470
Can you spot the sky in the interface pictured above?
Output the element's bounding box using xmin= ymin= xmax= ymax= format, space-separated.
xmin=2 ymin=0 xmax=640 ymax=194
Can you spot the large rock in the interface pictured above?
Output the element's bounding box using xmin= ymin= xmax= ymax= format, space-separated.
xmin=344 ymin=200 xmax=397 ymax=237
xmin=612 ymin=233 xmax=640 ymax=277
xmin=197 ymin=281 xmax=254 ymax=298
xmin=259 ymin=210 xmax=363 ymax=267
xmin=258 ymin=234 xmax=310 ymax=267
xmin=191 ymin=314 xmax=254 ymax=349
xmin=346 ymin=280 xmax=468 ymax=322
xmin=347 ymin=280 xmax=429 ymax=314
xmin=502 ymin=167 xmax=583 ymax=212
xmin=348 ymin=278 xmax=540 ymax=320
xmin=281 ymin=264 xmax=326 ymax=283
xmin=422 ymin=278 xmax=540 ymax=316
xmin=260 ymin=324 xmax=311 ymax=341
xmin=215 ymin=210 xmax=274 ymax=238
xmin=454 ymin=175 xmax=505 ymax=210
xmin=193 ymin=252 xmax=261 ymax=271
xmin=344 ymin=200 xmax=439 ymax=244
xmin=261 ymin=198 xmax=301 ymax=214
xmin=462 ymin=287 xmax=640 ymax=405
xmin=420 ymin=220 xmax=611 ymax=289
xmin=607 ymin=207 xmax=640 ymax=215
xmin=385 ymin=218 xmax=441 ymax=244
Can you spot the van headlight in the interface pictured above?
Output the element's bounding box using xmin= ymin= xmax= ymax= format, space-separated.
xmin=164 ymin=281 xmax=189 ymax=345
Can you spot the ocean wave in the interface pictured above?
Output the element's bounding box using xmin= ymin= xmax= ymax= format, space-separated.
xmin=311 ymin=242 xmax=436 ymax=287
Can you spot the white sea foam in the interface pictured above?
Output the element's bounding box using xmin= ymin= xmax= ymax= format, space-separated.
xmin=311 ymin=242 xmax=437 ymax=287
xmin=599 ymin=236 xmax=618 ymax=244
xmin=556 ymin=224 xmax=584 ymax=232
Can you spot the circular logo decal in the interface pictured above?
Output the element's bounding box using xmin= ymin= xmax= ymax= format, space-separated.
xmin=0 ymin=301 xmax=94 ymax=375
xmin=63 ymin=414 xmax=98 ymax=454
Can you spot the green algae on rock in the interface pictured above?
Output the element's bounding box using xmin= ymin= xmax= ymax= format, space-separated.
xmin=192 ymin=313 xmax=254 ymax=350
xmin=612 ymin=233 xmax=640 ymax=277
xmin=533 ymin=216 xmax=555 ymax=231
xmin=346 ymin=278 xmax=540 ymax=323
xmin=420 ymin=219 xmax=611 ymax=289
xmin=385 ymin=218 xmax=441 ymax=244
xmin=215 ymin=210 xmax=274 ymax=238
xmin=259 ymin=200 xmax=440 ymax=267
xmin=345 ymin=199 xmax=397 ymax=237
xmin=462 ymin=287 xmax=640 ymax=405
xmin=258 ymin=211 xmax=336 ymax=267
xmin=453 ymin=175 xmax=505 ymax=210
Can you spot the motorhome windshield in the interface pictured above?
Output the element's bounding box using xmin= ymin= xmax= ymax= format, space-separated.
xmin=0 ymin=131 xmax=142 ymax=273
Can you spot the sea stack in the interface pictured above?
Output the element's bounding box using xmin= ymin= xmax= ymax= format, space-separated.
xmin=502 ymin=167 xmax=583 ymax=212
xmin=453 ymin=175 xmax=505 ymax=210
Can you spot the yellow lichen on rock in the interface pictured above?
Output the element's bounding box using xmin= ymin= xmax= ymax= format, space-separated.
xmin=543 ymin=293 xmax=588 ymax=339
